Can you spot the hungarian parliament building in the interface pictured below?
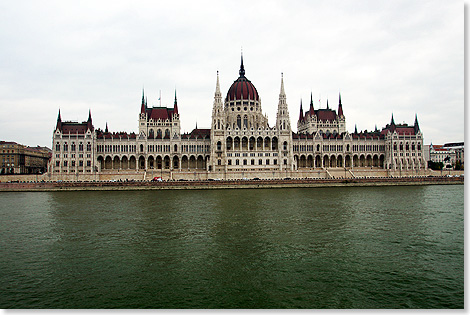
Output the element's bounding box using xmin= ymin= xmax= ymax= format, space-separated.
xmin=50 ymin=58 xmax=426 ymax=180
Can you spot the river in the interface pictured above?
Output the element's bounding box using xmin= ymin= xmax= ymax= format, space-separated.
xmin=0 ymin=185 xmax=464 ymax=308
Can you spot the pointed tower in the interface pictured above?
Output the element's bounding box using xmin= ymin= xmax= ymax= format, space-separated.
xmin=173 ymin=90 xmax=178 ymax=115
xmin=309 ymin=92 xmax=314 ymax=116
xmin=390 ymin=113 xmax=395 ymax=126
xmin=141 ymin=89 xmax=146 ymax=114
xmin=87 ymin=109 xmax=93 ymax=131
xmin=354 ymin=124 xmax=358 ymax=134
xmin=276 ymin=73 xmax=291 ymax=132
xmin=338 ymin=93 xmax=343 ymax=117
xmin=275 ymin=73 xmax=294 ymax=171
xmin=56 ymin=109 xmax=62 ymax=131
xmin=414 ymin=113 xmax=420 ymax=133
xmin=298 ymin=100 xmax=304 ymax=122
xmin=105 ymin=122 xmax=108 ymax=133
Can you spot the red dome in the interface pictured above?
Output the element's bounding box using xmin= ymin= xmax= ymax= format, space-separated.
xmin=225 ymin=57 xmax=259 ymax=101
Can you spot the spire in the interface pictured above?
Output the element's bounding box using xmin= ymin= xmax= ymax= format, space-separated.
xmin=141 ymin=89 xmax=146 ymax=114
xmin=280 ymin=72 xmax=285 ymax=96
xmin=414 ymin=113 xmax=420 ymax=132
xmin=299 ymin=99 xmax=304 ymax=121
xmin=105 ymin=122 xmax=108 ymax=133
xmin=375 ymin=124 xmax=378 ymax=132
xmin=239 ymin=53 xmax=245 ymax=77
xmin=87 ymin=109 xmax=93 ymax=131
xmin=173 ymin=90 xmax=178 ymax=115
xmin=56 ymin=109 xmax=62 ymax=130
xmin=326 ymin=99 xmax=329 ymax=109
xmin=216 ymin=70 xmax=221 ymax=94
xmin=354 ymin=124 xmax=357 ymax=134
xmin=390 ymin=113 xmax=395 ymax=125
xmin=309 ymin=92 xmax=314 ymax=115
xmin=338 ymin=92 xmax=343 ymax=116
xmin=195 ymin=121 xmax=198 ymax=130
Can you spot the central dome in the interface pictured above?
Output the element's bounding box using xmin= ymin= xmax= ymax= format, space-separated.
xmin=225 ymin=56 xmax=259 ymax=102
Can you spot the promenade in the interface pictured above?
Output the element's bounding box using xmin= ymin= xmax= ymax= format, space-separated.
xmin=0 ymin=175 xmax=463 ymax=192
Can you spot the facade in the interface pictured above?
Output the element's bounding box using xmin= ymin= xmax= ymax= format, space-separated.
xmin=426 ymin=142 xmax=464 ymax=169
xmin=1 ymin=141 xmax=51 ymax=174
xmin=50 ymin=57 xmax=426 ymax=179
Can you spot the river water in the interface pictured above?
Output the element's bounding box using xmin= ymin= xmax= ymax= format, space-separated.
xmin=0 ymin=185 xmax=464 ymax=308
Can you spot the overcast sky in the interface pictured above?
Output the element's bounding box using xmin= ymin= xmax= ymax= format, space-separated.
xmin=0 ymin=0 xmax=463 ymax=148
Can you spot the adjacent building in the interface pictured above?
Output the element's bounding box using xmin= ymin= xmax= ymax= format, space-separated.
xmin=1 ymin=141 xmax=51 ymax=174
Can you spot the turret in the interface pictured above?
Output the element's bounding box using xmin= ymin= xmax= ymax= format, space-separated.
xmin=338 ymin=93 xmax=343 ymax=117
xmin=276 ymin=73 xmax=291 ymax=131
xmin=298 ymin=100 xmax=304 ymax=122
xmin=173 ymin=90 xmax=178 ymax=115
xmin=87 ymin=109 xmax=93 ymax=131
xmin=309 ymin=92 xmax=314 ymax=116
xmin=56 ymin=109 xmax=62 ymax=131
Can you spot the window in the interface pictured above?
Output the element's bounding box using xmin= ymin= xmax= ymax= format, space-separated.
xmin=251 ymin=159 xmax=255 ymax=165
xmin=236 ymin=159 xmax=239 ymax=165
xmin=259 ymin=159 xmax=262 ymax=165
xmin=243 ymin=159 xmax=247 ymax=165
xmin=87 ymin=160 xmax=91 ymax=167
xmin=228 ymin=159 xmax=232 ymax=165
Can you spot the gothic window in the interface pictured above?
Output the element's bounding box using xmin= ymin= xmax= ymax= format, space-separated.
xmin=165 ymin=129 xmax=170 ymax=138
xmin=140 ymin=144 xmax=144 ymax=152
xmin=400 ymin=143 xmax=403 ymax=151
xmin=218 ymin=120 xmax=220 ymax=129
xmin=394 ymin=143 xmax=397 ymax=151
xmin=236 ymin=159 xmax=239 ymax=165
xmin=217 ymin=141 xmax=221 ymax=151
xmin=243 ymin=115 xmax=248 ymax=128
xmin=79 ymin=143 xmax=83 ymax=151
xmin=56 ymin=143 xmax=60 ymax=151
xmin=259 ymin=159 xmax=262 ymax=165
xmin=243 ymin=159 xmax=247 ymax=165
xmin=283 ymin=141 xmax=288 ymax=151
xmin=71 ymin=142 xmax=76 ymax=151
xmin=174 ymin=144 xmax=178 ymax=152
xmin=87 ymin=142 xmax=91 ymax=151
xmin=417 ymin=143 xmax=421 ymax=151
xmin=63 ymin=143 xmax=68 ymax=151
xmin=228 ymin=159 xmax=232 ymax=165
xmin=149 ymin=129 xmax=154 ymax=139
xmin=251 ymin=159 xmax=255 ymax=165
xmin=237 ymin=115 xmax=241 ymax=129
xmin=157 ymin=129 xmax=162 ymax=138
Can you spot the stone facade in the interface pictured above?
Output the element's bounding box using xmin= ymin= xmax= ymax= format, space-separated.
xmin=50 ymin=57 xmax=426 ymax=180
xmin=1 ymin=141 xmax=50 ymax=174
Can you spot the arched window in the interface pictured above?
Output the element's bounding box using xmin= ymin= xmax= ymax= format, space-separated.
xmin=394 ymin=142 xmax=397 ymax=151
xmin=140 ymin=144 xmax=144 ymax=152
xmin=165 ymin=129 xmax=170 ymax=138
xmin=317 ymin=144 xmax=320 ymax=151
xmin=157 ymin=129 xmax=162 ymax=138
xmin=63 ymin=142 xmax=68 ymax=151
xmin=174 ymin=144 xmax=178 ymax=152
xmin=56 ymin=142 xmax=60 ymax=151
xmin=87 ymin=142 xmax=91 ymax=151
xmin=217 ymin=141 xmax=222 ymax=150
xmin=79 ymin=142 xmax=83 ymax=151
xmin=71 ymin=142 xmax=76 ymax=151
xmin=243 ymin=115 xmax=248 ymax=128
xmin=283 ymin=141 xmax=288 ymax=150
xmin=237 ymin=115 xmax=241 ymax=129
xmin=149 ymin=129 xmax=154 ymax=139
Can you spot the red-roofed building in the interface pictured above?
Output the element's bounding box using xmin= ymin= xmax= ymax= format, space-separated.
xmin=50 ymin=55 xmax=427 ymax=179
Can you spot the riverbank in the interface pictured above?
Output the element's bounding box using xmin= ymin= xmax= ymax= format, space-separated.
xmin=0 ymin=175 xmax=463 ymax=191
